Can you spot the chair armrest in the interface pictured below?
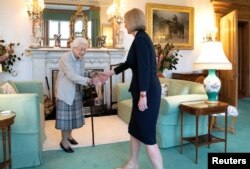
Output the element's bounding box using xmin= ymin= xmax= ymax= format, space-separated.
xmin=14 ymin=81 xmax=44 ymax=103
xmin=0 ymin=94 xmax=40 ymax=133
xmin=116 ymin=83 xmax=131 ymax=102
xmin=157 ymin=94 xmax=207 ymax=125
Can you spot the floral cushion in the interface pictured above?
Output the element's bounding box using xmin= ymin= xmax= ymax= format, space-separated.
xmin=161 ymin=83 xmax=169 ymax=96
xmin=0 ymin=81 xmax=19 ymax=94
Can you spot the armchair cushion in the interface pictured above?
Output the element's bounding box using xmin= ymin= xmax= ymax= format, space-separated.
xmin=168 ymin=81 xmax=189 ymax=96
xmin=116 ymin=83 xmax=131 ymax=102
xmin=14 ymin=81 xmax=44 ymax=103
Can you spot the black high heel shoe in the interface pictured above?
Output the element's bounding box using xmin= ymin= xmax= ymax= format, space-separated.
xmin=60 ymin=142 xmax=74 ymax=153
xmin=68 ymin=138 xmax=78 ymax=145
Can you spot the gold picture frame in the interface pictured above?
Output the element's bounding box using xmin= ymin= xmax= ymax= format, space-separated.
xmin=101 ymin=24 xmax=113 ymax=48
xmin=146 ymin=3 xmax=194 ymax=49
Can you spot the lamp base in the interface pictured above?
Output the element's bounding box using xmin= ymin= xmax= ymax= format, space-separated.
xmin=203 ymin=69 xmax=221 ymax=103
xmin=205 ymin=100 xmax=219 ymax=104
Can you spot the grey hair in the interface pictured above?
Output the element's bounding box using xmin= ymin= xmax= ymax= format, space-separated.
xmin=70 ymin=37 xmax=89 ymax=49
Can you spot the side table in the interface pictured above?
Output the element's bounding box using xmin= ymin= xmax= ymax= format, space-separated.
xmin=0 ymin=111 xmax=16 ymax=169
xmin=180 ymin=101 xmax=228 ymax=164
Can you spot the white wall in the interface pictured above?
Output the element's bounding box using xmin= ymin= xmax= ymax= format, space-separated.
xmin=0 ymin=0 xmax=215 ymax=81
xmin=0 ymin=0 xmax=33 ymax=81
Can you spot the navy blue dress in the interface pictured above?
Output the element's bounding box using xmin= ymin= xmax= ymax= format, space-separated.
xmin=114 ymin=31 xmax=161 ymax=145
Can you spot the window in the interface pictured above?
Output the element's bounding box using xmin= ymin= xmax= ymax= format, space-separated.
xmin=42 ymin=6 xmax=100 ymax=48
xmin=48 ymin=20 xmax=70 ymax=47
xmin=47 ymin=20 xmax=92 ymax=47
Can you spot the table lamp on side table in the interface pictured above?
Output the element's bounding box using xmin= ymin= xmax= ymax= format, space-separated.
xmin=193 ymin=41 xmax=232 ymax=103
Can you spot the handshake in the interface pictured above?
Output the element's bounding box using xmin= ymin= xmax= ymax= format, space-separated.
xmin=88 ymin=70 xmax=114 ymax=86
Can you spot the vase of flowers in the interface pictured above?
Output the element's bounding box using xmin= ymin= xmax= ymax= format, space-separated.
xmin=0 ymin=39 xmax=22 ymax=76
xmin=154 ymin=43 xmax=182 ymax=77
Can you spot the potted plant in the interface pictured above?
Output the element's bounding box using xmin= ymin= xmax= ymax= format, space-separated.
xmin=154 ymin=43 xmax=182 ymax=77
xmin=0 ymin=39 xmax=22 ymax=76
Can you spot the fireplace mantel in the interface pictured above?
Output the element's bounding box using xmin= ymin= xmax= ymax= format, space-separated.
xmin=26 ymin=48 xmax=126 ymax=59
xmin=26 ymin=48 xmax=127 ymax=108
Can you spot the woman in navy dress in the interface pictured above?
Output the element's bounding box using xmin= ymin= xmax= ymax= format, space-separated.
xmin=102 ymin=8 xmax=163 ymax=169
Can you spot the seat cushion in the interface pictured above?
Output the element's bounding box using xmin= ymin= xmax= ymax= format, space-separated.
xmin=168 ymin=81 xmax=189 ymax=96
xmin=117 ymin=99 xmax=132 ymax=124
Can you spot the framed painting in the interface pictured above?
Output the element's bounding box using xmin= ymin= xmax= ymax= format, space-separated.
xmin=101 ymin=24 xmax=113 ymax=47
xmin=146 ymin=3 xmax=194 ymax=49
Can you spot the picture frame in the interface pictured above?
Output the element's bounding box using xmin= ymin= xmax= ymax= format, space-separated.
xmin=101 ymin=24 xmax=114 ymax=47
xmin=146 ymin=3 xmax=194 ymax=49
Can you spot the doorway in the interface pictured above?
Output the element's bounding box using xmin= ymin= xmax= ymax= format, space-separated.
xmin=238 ymin=21 xmax=250 ymax=98
xmin=212 ymin=0 xmax=250 ymax=105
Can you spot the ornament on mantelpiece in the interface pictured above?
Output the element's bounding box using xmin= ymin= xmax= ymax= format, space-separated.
xmin=97 ymin=35 xmax=106 ymax=48
xmin=54 ymin=34 xmax=61 ymax=48
xmin=115 ymin=29 xmax=124 ymax=49
xmin=29 ymin=23 xmax=42 ymax=49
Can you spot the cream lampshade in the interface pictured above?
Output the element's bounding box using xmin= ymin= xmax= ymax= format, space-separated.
xmin=0 ymin=64 xmax=2 ymax=73
xmin=193 ymin=41 xmax=232 ymax=103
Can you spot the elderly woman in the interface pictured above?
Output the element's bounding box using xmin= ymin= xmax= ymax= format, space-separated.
xmin=55 ymin=37 xmax=97 ymax=153
xmin=102 ymin=8 xmax=164 ymax=169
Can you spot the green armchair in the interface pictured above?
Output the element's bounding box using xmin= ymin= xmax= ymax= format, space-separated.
xmin=0 ymin=81 xmax=45 ymax=168
xmin=116 ymin=78 xmax=209 ymax=148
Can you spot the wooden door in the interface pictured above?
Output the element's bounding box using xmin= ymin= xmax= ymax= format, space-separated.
xmin=219 ymin=10 xmax=238 ymax=106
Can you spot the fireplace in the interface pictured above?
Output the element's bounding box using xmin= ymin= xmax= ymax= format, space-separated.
xmin=51 ymin=68 xmax=107 ymax=115
xmin=27 ymin=48 xmax=126 ymax=109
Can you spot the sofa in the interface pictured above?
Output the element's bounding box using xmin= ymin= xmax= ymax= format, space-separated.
xmin=0 ymin=81 xmax=45 ymax=168
xmin=116 ymin=78 xmax=208 ymax=148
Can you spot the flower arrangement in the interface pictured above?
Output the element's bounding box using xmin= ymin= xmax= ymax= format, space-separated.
xmin=154 ymin=43 xmax=182 ymax=73
xmin=0 ymin=39 xmax=22 ymax=76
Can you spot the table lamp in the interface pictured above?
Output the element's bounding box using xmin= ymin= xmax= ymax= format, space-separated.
xmin=193 ymin=41 xmax=232 ymax=103
xmin=0 ymin=64 xmax=2 ymax=73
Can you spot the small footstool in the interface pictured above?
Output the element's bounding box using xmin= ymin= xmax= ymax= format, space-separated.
xmin=210 ymin=105 xmax=238 ymax=134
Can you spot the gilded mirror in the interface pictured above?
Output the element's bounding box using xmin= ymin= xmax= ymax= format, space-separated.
xmin=69 ymin=5 xmax=88 ymax=43
xmin=42 ymin=2 xmax=101 ymax=47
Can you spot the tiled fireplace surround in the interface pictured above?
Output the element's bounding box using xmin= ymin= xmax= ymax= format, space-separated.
xmin=26 ymin=48 xmax=126 ymax=108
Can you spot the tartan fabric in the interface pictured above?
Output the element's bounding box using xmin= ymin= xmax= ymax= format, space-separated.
xmin=55 ymin=85 xmax=84 ymax=131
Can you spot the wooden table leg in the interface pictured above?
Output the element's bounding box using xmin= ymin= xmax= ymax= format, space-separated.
xmin=8 ymin=126 xmax=12 ymax=169
xmin=230 ymin=116 xmax=237 ymax=134
xmin=225 ymin=109 xmax=227 ymax=153
xmin=1 ymin=128 xmax=7 ymax=169
xmin=0 ymin=113 xmax=15 ymax=169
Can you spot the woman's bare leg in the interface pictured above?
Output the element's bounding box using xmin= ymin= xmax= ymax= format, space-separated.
xmin=121 ymin=135 xmax=140 ymax=169
xmin=146 ymin=144 xmax=164 ymax=169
